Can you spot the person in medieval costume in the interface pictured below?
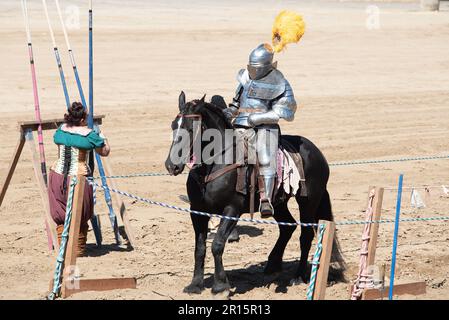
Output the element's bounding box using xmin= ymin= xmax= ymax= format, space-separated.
xmin=48 ymin=102 xmax=110 ymax=256
xmin=223 ymin=11 xmax=304 ymax=218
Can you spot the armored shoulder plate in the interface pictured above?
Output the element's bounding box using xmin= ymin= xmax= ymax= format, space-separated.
xmin=247 ymin=69 xmax=286 ymax=100
xmin=237 ymin=69 xmax=250 ymax=86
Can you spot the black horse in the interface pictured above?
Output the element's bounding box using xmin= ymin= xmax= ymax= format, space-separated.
xmin=165 ymin=92 xmax=345 ymax=294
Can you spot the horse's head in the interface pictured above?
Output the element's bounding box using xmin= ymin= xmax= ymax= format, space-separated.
xmin=165 ymin=91 xmax=206 ymax=176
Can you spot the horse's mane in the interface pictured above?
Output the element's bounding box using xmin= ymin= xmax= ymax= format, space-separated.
xmin=189 ymin=97 xmax=233 ymax=129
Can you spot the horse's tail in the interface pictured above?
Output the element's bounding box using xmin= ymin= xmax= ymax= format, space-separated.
xmin=317 ymin=189 xmax=347 ymax=281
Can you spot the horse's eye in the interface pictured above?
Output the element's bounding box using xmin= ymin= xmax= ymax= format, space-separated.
xmin=171 ymin=121 xmax=177 ymax=130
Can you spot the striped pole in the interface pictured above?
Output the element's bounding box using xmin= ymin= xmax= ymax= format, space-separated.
xmin=88 ymin=0 xmax=94 ymax=129
xmin=42 ymin=0 xmax=70 ymax=109
xmin=88 ymin=0 xmax=102 ymax=246
xmin=54 ymin=0 xmax=121 ymax=244
xmin=389 ymin=174 xmax=404 ymax=300
xmin=21 ymin=0 xmax=54 ymax=251
xmin=21 ymin=0 xmax=48 ymax=185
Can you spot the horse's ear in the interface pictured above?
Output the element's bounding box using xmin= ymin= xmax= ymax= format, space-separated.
xmin=200 ymin=94 xmax=206 ymax=103
xmin=179 ymin=91 xmax=186 ymax=112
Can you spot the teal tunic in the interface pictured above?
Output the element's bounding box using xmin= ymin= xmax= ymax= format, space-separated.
xmin=54 ymin=126 xmax=105 ymax=150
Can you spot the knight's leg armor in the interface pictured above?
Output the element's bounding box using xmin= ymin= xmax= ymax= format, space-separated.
xmin=256 ymin=125 xmax=279 ymax=218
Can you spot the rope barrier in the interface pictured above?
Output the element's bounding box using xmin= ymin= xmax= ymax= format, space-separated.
xmin=90 ymin=181 xmax=449 ymax=228
xmin=48 ymin=177 xmax=77 ymax=300
xmin=351 ymin=190 xmax=376 ymax=300
xmin=88 ymin=153 xmax=449 ymax=181
xmin=306 ymin=223 xmax=325 ymax=300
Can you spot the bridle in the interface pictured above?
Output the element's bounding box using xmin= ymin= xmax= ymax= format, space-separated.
xmin=174 ymin=113 xmax=203 ymax=166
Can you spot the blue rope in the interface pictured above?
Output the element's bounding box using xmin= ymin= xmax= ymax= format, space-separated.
xmin=87 ymin=153 xmax=449 ymax=181
xmin=48 ymin=177 xmax=77 ymax=300
xmin=306 ymin=223 xmax=325 ymax=300
xmin=89 ymin=181 xmax=449 ymax=228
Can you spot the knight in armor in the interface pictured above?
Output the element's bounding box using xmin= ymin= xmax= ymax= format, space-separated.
xmin=223 ymin=43 xmax=297 ymax=218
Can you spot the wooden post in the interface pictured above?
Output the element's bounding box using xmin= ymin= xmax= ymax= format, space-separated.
xmin=366 ymin=186 xmax=384 ymax=267
xmin=53 ymin=175 xmax=137 ymax=299
xmin=0 ymin=132 xmax=26 ymax=207
xmin=349 ymin=186 xmax=426 ymax=300
xmin=61 ymin=175 xmax=85 ymax=298
xmin=313 ymin=219 xmax=335 ymax=300
xmin=24 ymin=129 xmax=58 ymax=252
xmin=101 ymin=156 xmax=135 ymax=247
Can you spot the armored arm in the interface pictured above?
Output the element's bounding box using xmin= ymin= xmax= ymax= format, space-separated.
xmin=223 ymin=70 xmax=247 ymax=120
xmin=248 ymin=81 xmax=297 ymax=126
xmin=271 ymin=81 xmax=297 ymax=122
xmin=223 ymin=84 xmax=242 ymax=120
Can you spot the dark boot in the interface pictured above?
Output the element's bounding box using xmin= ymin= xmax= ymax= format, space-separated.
xmin=260 ymin=199 xmax=274 ymax=218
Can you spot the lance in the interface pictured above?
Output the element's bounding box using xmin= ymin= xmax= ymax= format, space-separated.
xmin=54 ymin=0 xmax=121 ymax=245
xmin=42 ymin=0 xmax=70 ymax=109
xmin=21 ymin=0 xmax=54 ymax=250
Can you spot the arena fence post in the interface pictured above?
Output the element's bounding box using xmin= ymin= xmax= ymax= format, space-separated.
xmin=312 ymin=219 xmax=335 ymax=300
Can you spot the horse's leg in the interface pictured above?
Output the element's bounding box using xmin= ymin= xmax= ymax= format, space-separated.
xmin=184 ymin=213 xmax=209 ymax=294
xmin=265 ymin=201 xmax=297 ymax=274
xmin=211 ymin=205 xmax=238 ymax=294
xmin=295 ymin=193 xmax=322 ymax=283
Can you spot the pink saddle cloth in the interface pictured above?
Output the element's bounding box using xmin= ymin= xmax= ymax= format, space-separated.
xmin=276 ymin=148 xmax=305 ymax=196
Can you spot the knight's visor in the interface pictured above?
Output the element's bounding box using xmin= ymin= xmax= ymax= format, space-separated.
xmin=247 ymin=63 xmax=276 ymax=80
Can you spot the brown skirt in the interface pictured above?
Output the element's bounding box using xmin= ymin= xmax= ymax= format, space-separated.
xmin=48 ymin=170 xmax=93 ymax=226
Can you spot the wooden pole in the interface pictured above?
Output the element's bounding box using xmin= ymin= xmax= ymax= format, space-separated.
xmin=313 ymin=220 xmax=335 ymax=300
xmin=366 ymin=186 xmax=384 ymax=267
xmin=24 ymin=129 xmax=58 ymax=252
xmin=0 ymin=132 xmax=25 ymax=207
xmin=61 ymin=175 xmax=85 ymax=298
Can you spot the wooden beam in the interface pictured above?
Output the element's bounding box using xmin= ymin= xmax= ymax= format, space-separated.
xmin=362 ymin=281 xmax=426 ymax=300
xmin=0 ymin=132 xmax=25 ymax=207
xmin=313 ymin=220 xmax=336 ymax=300
xmin=367 ymin=186 xmax=384 ymax=267
xmin=101 ymin=156 xmax=135 ymax=247
xmin=24 ymin=130 xmax=58 ymax=252
xmin=63 ymin=277 xmax=137 ymax=298
xmin=61 ymin=175 xmax=85 ymax=298
xmin=18 ymin=115 xmax=104 ymax=133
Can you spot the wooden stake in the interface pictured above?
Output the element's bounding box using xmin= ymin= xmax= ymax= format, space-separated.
xmin=61 ymin=175 xmax=85 ymax=298
xmin=313 ymin=219 xmax=335 ymax=300
xmin=367 ymin=186 xmax=384 ymax=267
xmin=24 ymin=130 xmax=58 ymax=252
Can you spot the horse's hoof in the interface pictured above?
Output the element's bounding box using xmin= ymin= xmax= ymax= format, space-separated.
xmin=228 ymin=229 xmax=240 ymax=243
xmin=183 ymin=283 xmax=204 ymax=294
xmin=264 ymin=260 xmax=282 ymax=275
xmin=211 ymin=282 xmax=231 ymax=295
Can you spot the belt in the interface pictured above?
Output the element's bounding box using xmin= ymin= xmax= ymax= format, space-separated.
xmin=238 ymin=108 xmax=265 ymax=113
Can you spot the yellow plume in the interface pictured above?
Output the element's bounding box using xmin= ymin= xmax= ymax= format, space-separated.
xmin=272 ymin=10 xmax=306 ymax=53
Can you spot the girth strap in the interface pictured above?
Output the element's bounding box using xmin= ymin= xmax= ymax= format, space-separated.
xmin=204 ymin=163 xmax=242 ymax=184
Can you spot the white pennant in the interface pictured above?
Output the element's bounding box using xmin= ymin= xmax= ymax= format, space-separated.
xmin=410 ymin=188 xmax=425 ymax=209
xmin=442 ymin=185 xmax=449 ymax=197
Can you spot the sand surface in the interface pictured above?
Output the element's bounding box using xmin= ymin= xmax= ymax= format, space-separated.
xmin=0 ymin=0 xmax=448 ymax=300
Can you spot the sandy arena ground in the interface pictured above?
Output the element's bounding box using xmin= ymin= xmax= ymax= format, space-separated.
xmin=0 ymin=0 xmax=448 ymax=300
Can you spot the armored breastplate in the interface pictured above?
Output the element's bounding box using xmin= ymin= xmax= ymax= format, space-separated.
xmin=234 ymin=69 xmax=286 ymax=127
